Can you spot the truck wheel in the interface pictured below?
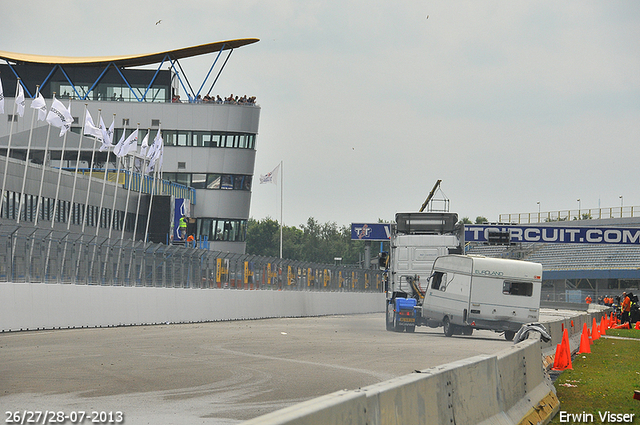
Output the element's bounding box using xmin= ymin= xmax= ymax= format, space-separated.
xmin=385 ymin=302 xmax=394 ymax=331
xmin=462 ymin=327 xmax=473 ymax=336
xmin=392 ymin=314 xmax=403 ymax=332
xmin=443 ymin=317 xmax=454 ymax=337
xmin=504 ymin=330 xmax=515 ymax=341
xmin=406 ymin=325 xmax=416 ymax=333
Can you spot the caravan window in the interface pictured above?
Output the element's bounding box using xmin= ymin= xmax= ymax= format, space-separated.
xmin=503 ymin=281 xmax=533 ymax=297
xmin=431 ymin=272 xmax=447 ymax=290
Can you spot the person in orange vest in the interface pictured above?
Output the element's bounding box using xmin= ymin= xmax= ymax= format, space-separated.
xmin=585 ymin=295 xmax=592 ymax=304
xmin=621 ymin=292 xmax=631 ymax=324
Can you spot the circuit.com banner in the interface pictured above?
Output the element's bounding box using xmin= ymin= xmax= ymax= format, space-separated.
xmin=465 ymin=225 xmax=640 ymax=245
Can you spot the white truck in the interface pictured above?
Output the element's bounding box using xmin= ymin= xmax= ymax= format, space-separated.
xmin=384 ymin=212 xmax=543 ymax=340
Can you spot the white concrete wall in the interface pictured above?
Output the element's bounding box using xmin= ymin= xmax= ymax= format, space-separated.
xmin=241 ymin=309 xmax=612 ymax=425
xmin=0 ymin=282 xmax=385 ymax=332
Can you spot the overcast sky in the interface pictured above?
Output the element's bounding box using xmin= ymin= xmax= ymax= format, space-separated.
xmin=3 ymin=1 xmax=639 ymax=228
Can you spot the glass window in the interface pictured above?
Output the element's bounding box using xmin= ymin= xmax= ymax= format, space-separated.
xmin=164 ymin=131 xmax=177 ymax=146
xmin=174 ymin=173 xmax=190 ymax=186
xmin=247 ymin=135 xmax=255 ymax=149
xmin=503 ymin=281 xmax=533 ymax=296
xmin=233 ymin=176 xmax=243 ymax=190
xmin=193 ymin=131 xmax=209 ymax=147
xmin=177 ymin=131 xmax=191 ymax=146
xmin=243 ymin=176 xmax=252 ymax=191
xmin=430 ymin=272 xmax=446 ymax=290
xmin=225 ymin=135 xmax=236 ymax=148
xmin=214 ymin=220 xmax=225 ymax=241
xmin=238 ymin=135 xmax=247 ymax=148
xmin=211 ymin=134 xmax=221 ymax=147
xmin=191 ymin=173 xmax=206 ymax=189
xmin=207 ymin=174 xmax=221 ymax=189
xmin=220 ymin=175 xmax=233 ymax=190
xmin=197 ymin=218 xmax=213 ymax=240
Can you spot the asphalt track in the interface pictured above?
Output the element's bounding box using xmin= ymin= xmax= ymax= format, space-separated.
xmin=1 ymin=313 xmax=520 ymax=425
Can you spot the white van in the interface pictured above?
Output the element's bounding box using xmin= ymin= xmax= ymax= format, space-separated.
xmin=419 ymin=255 xmax=542 ymax=340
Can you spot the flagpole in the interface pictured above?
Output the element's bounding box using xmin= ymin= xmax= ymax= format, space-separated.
xmin=0 ymin=80 xmax=21 ymax=219
xmin=95 ymin=114 xmax=114 ymax=237
xmin=16 ymin=85 xmax=40 ymax=223
xmin=119 ymin=125 xmax=139 ymax=241
xmin=80 ymin=109 xmax=101 ymax=233
xmin=131 ymin=129 xmax=149 ymax=243
xmin=67 ymin=104 xmax=89 ymax=231
xmin=33 ymin=94 xmax=57 ymax=227
xmin=116 ymin=125 xmax=139 ymax=283
xmin=280 ymin=160 xmax=283 ymax=259
xmin=108 ymin=119 xmax=126 ymax=240
xmin=105 ymin=116 xmax=123 ymax=284
xmin=49 ymin=99 xmax=74 ymax=229
xmin=143 ymin=126 xmax=161 ymax=245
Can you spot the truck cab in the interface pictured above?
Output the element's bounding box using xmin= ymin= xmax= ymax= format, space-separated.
xmin=384 ymin=212 xmax=461 ymax=332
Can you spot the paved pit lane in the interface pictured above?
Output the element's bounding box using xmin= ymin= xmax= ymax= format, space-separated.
xmin=1 ymin=313 xmax=516 ymax=424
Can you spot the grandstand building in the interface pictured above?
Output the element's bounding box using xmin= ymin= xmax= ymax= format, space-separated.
xmin=466 ymin=216 xmax=640 ymax=302
xmin=0 ymin=39 xmax=260 ymax=254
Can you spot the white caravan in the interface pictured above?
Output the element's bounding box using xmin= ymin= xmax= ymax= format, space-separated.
xmin=420 ymin=254 xmax=542 ymax=340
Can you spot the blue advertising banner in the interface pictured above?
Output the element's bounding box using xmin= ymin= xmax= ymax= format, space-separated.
xmin=465 ymin=225 xmax=640 ymax=245
xmin=351 ymin=223 xmax=391 ymax=241
xmin=174 ymin=198 xmax=190 ymax=241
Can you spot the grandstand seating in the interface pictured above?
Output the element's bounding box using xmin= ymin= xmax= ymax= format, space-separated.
xmin=467 ymin=243 xmax=640 ymax=271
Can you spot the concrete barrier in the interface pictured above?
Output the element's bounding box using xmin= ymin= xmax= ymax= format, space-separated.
xmin=0 ymin=282 xmax=384 ymax=332
xmin=242 ymin=308 xmax=613 ymax=425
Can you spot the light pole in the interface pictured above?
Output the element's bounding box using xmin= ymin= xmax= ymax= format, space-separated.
xmin=620 ymin=195 xmax=623 ymax=217
xmin=577 ymin=199 xmax=581 ymax=220
xmin=537 ymin=201 xmax=540 ymax=222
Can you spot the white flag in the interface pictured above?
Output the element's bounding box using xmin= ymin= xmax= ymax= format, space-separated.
xmin=260 ymin=164 xmax=279 ymax=185
xmin=113 ymin=129 xmax=138 ymax=157
xmin=147 ymin=129 xmax=163 ymax=173
xmin=30 ymin=93 xmax=47 ymax=121
xmin=84 ymin=109 xmax=102 ymax=139
xmin=0 ymin=77 xmax=4 ymax=114
xmin=15 ymin=84 xmax=25 ymax=117
xmin=139 ymin=133 xmax=149 ymax=156
xmin=46 ymin=96 xmax=74 ymax=136
xmin=98 ymin=116 xmax=114 ymax=152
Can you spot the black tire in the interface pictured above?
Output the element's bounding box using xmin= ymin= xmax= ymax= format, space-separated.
xmin=443 ymin=317 xmax=454 ymax=337
xmin=392 ymin=314 xmax=402 ymax=332
xmin=385 ymin=302 xmax=394 ymax=331
xmin=462 ymin=327 xmax=473 ymax=336
xmin=504 ymin=330 xmax=515 ymax=341
xmin=406 ymin=325 xmax=416 ymax=333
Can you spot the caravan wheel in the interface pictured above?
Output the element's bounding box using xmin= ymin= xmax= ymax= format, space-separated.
xmin=443 ymin=317 xmax=454 ymax=337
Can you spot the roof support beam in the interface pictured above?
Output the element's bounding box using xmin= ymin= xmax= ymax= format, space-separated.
xmin=140 ymin=54 xmax=170 ymax=102
xmin=195 ymin=43 xmax=226 ymax=100
xmin=3 ymin=60 xmax=34 ymax=98
xmin=207 ymin=49 xmax=233 ymax=97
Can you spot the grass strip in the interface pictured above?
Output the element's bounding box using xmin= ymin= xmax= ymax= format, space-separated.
xmin=549 ymin=329 xmax=640 ymax=424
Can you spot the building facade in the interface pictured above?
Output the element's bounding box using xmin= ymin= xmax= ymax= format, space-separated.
xmin=0 ymin=39 xmax=260 ymax=253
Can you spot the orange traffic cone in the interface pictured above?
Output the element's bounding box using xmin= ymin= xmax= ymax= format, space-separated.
xmin=600 ymin=317 xmax=606 ymax=336
xmin=578 ymin=323 xmax=591 ymax=354
xmin=552 ymin=328 xmax=573 ymax=370
xmin=592 ymin=317 xmax=600 ymax=341
xmin=612 ymin=322 xmax=630 ymax=330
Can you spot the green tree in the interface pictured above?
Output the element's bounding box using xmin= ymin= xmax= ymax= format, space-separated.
xmin=475 ymin=216 xmax=488 ymax=224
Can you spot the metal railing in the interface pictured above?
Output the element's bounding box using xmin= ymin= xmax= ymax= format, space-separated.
xmin=499 ymin=206 xmax=639 ymax=224
xmin=0 ymin=224 xmax=383 ymax=292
